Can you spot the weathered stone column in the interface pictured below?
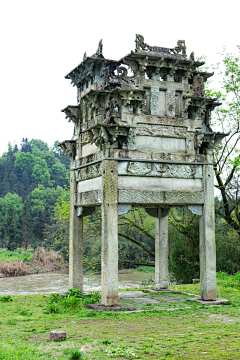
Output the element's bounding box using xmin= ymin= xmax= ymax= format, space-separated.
xmin=69 ymin=168 xmax=83 ymax=289
xmin=155 ymin=207 xmax=169 ymax=289
xmin=101 ymin=159 xmax=118 ymax=306
xmin=199 ymin=153 xmax=217 ymax=300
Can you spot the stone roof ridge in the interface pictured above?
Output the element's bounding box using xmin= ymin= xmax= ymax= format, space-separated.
xmin=134 ymin=34 xmax=187 ymax=58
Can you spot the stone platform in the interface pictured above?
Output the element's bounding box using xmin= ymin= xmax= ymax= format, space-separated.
xmin=188 ymin=298 xmax=229 ymax=305
xmin=86 ymin=290 xmax=222 ymax=313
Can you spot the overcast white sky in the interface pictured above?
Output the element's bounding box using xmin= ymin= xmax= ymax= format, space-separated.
xmin=0 ymin=0 xmax=239 ymax=155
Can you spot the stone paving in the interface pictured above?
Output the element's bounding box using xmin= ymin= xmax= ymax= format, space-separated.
xmin=43 ymin=289 xmax=229 ymax=312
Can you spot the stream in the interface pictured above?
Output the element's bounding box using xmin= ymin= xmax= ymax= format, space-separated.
xmin=0 ymin=269 xmax=154 ymax=295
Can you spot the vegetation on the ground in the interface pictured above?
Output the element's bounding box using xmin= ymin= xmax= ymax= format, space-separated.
xmin=0 ymin=277 xmax=240 ymax=359
xmin=0 ymin=247 xmax=66 ymax=277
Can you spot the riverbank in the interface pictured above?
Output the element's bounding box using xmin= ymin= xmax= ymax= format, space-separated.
xmin=0 ymin=248 xmax=67 ymax=277
xmin=0 ymin=275 xmax=240 ymax=359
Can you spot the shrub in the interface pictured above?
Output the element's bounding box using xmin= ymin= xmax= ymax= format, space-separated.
xmin=136 ymin=266 xmax=154 ymax=273
xmin=0 ymin=295 xmax=13 ymax=302
xmin=43 ymin=289 xmax=100 ymax=314
xmin=69 ymin=349 xmax=87 ymax=360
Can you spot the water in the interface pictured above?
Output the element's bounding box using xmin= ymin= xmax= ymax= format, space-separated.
xmin=0 ymin=269 xmax=154 ymax=296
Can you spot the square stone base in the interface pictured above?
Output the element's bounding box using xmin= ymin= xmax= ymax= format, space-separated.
xmin=188 ymin=298 xmax=229 ymax=305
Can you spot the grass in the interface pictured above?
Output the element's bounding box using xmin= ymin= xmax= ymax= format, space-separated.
xmin=0 ymin=249 xmax=33 ymax=263
xmin=0 ymin=277 xmax=240 ymax=359
xmin=136 ymin=266 xmax=155 ymax=273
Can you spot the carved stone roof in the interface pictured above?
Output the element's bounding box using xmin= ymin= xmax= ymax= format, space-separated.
xmin=65 ymin=58 xmax=119 ymax=80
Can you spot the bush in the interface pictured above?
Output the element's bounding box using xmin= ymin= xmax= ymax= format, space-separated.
xmin=69 ymin=349 xmax=87 ymax=360
xmin=43 ymin=289 xmax=100 ymax=314
xmin=0 ymin=295 xmax=13 ymax=302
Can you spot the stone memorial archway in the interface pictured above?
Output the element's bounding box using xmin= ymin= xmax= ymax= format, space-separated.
xmin=59 ymin=35 xmax=227 ymax=306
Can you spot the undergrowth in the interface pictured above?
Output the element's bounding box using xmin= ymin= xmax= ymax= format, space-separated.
xmin=44 ymin=289 xmax=100 ymax=314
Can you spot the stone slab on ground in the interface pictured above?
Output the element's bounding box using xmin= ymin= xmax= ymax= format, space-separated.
xmin=188 ymin=298 xmax=229 ymax=305
xmin=123 ymin=297 xmax=159 ymax=304
xmin=118 ymin=306 xmax=193 ymax=314
xmin=86 ymin=303 xmax=135 ymax=312
xmin=118 ymin=291 xmax=144 ymax=297
xmin=142 ymin=289 xmax=178 ymax=293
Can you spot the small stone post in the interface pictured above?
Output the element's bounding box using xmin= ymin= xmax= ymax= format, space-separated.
xmin=199 ymin=152 xmax=217 ymax=300
xmin=155 ymin=207 xmax=169 ymax=289
xmin=49 ymin=330 xmax=66 ymax=342
xmin=69 ymin=168 xmax=83 ymax=289
xmin=101 ymin=159 xmax=118 ymax=306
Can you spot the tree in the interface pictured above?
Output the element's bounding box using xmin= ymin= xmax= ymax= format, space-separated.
xmin=5 ymin=206 xmax=21 ymax=250
xmin=31 ymin=158 xmax=52 ymax=187
xmin=208 ymin=47 xmax=240 ymax=239
xmin=21 ymin=199 xmax=32 ymax=250
xmin=20 ymin=138 xmax=32 ymax=153
xmin=29 ymin=139 xmax=49 ymax=153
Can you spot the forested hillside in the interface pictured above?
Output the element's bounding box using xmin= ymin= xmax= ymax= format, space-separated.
xmin=0 ymin=138 xmax=69 ymax=250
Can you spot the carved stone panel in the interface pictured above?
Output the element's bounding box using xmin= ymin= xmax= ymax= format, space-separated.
xmin=75 ymin=190 xmax=102 ymax=206
xmin=119 ymin=190 xmax=204 ymax=205
xmin=75 ymin=163 xmax=102 ymax=182
xmin=150 ymin=88 xmax=159 ymax=115
xmin=118 ymin=161 xmax=202 ymax=178
xmin=175 ymin=92 xmax=181 ymax=117
xmin=166 ymin=91 xmax=175 ymax=117
xmin=136 ymin=124 xmax=187 ymax=138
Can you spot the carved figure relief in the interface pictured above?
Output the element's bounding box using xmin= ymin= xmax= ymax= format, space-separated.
xmin=191 ymin=75 xmax=204 ymax=97
xmin=126 ymin=162 xmax=151 ymax=175
xmin=118 ymin=161 xmax=202 ymax=179
xmin=166 ymin=92 xmax=175 ymax=117
xmin=136 ymin=124 xmax=187 ymax=138
xmin=186 ymin=132 xmax=195 ymax=152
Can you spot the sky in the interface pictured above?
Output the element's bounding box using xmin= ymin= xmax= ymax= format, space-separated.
xmin=0 ymin=0 xmax=239 ymax=155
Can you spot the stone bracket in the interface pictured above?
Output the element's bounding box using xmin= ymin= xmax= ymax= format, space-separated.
xmin=118 ymin=204 xmax=132 ymax=216
xmin=77 ymin=206 xmax=96 ymax=217
xmin=188 ymin=204 xmax=203 ymax=216
xmin=145 ymin=208 xmax=158 ymax=218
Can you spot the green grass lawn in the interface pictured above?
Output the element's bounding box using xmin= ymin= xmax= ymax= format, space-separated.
xmin=0 ymin=275 xmax=240 ymax=359
xmin=0 ymin=249 xmax=33 ymax=263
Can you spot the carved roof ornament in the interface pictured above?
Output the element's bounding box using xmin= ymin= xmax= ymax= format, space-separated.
xmin=92 ymin=39 xmax=104 ymax=59
xmin=58 ymin=140 xmax=76 ymax=160
xmin=189 ymin=52 xmax=195 ymax=61
xmin=135 ymin=34 xmax=187 ymax=58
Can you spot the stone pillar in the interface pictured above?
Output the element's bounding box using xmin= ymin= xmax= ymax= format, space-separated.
xmin=155 ymin=207 xmax=169 ymax=289
xmin=101 ymin=159 xmax=118 ymax=306
xmin=69 ymin=168 xmax=83 ymax=289
xmin=199 ymin=153 xmax=217 ymax=300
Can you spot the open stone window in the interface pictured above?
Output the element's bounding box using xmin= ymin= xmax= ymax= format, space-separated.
xmin=59 ymin=35 xmax=227 ymax=306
